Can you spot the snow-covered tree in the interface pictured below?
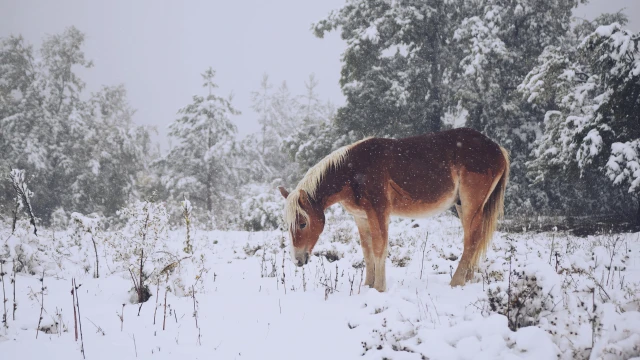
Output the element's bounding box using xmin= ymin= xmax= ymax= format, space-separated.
xmin=249 ymin=73 xmax=336 ymax=187
xmin=76 ymin=85 xmax=154 ymax=215
xmin=160 ymin=67 xmax=243 ymax=226
xmin=298 ymin=73 xmax=325 ymax=127
xmin=314 ymin=0 xmax=458 ymax=137
xmin=0 ymin=27 xmax=151 ymax=222
xmin=522 ymin=16 xmax=640 ymax=219
xmin=250 ymin=73 xmax=274 ymax=156
xmin=270 ymin=81 xmax=300 ymax=138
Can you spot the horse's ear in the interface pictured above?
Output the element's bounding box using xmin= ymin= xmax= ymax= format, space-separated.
xmin=298 ymin=189 xmax=309 ymax=204
xmin=278 ymin=186 xmax=289 ymax=199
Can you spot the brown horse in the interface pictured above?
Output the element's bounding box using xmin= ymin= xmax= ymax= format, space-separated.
xmin=278 ymin=128 xmax=509 ymax=292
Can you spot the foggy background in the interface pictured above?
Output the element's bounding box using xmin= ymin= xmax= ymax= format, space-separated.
xmin=3 ymin=0 xmax=637 ymax=147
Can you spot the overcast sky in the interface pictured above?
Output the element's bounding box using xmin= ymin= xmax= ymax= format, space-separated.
xmin=2 ymin=0 xmax=638 ymax=148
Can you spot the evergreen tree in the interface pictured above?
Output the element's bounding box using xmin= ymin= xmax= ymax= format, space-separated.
xmin=314 ymin=0 xmax=463 ymax=137
xmin=76 ymin=85 xmax=153 ymax=215
xmin=298 ymin=73 xmax=324 ymax=127
xmin=250 ymin=73 xmax=273 ymax=156
xmin=250 ymin=74 xmax=335 ymax=186
xmin=161 ymin=67 xmax=242 ymax=223
xmin=522 ymin=15 xmax=639 ymax=219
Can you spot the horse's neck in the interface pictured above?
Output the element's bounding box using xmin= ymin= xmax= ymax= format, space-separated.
xmin=313 ymin=162 xmax=350 ymax=211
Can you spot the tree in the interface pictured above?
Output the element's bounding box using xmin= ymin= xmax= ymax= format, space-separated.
xmin=314 ymin=0 xmax=463 ymax=137
xmin=75 ymin=85 xmax=153 ymax=215
xmin=298 ymin=73 xmax=325 ymax=127
xmin=522 ymin=15 xmax=639 ymax=219
xmin=250 ymin=74 xmax=336 ymax=186
xmin=161 ymin=67 xmax=242 ymax=223
xmin=0 ymin=27 xmax=151 ymax=222
xmin=250 ymin=73 xmax=273 ymax=156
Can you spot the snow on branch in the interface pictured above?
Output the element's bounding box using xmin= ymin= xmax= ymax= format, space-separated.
xmin=9 ymin=169 xmax=37 ymax=236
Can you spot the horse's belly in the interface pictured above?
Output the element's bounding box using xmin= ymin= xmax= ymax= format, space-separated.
xmin=390 ymin=191 xmax=456 ymax=218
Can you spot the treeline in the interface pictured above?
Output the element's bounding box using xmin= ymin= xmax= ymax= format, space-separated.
xmin=2 ymin=0 xmax=639 ymax=230
xmin=0 ymin=27 xmax=335 ymax=229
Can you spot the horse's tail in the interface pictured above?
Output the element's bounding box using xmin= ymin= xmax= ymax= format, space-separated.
xmin=471 ymin=146 xmax=510 ymax=266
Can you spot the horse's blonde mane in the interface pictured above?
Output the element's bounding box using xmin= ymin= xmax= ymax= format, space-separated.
xmin=284 ymin=138 xmax=370 ymax=232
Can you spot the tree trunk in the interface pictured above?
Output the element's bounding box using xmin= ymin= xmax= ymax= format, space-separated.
xmin=206 ymin=185 xmax=212 ymax=213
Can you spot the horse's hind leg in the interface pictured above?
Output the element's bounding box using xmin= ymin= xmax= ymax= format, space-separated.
xmin=451 ymin=171 xmax=494 ymax=287
xmin=451 ymin=212 xmax=484 ymax=286
xmin=354 ymin=216 xmax=375 ymax=287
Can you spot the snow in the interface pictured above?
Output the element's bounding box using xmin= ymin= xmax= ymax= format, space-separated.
xmin=607 ymin=141 xmax=640 ymax=191
xmin=1 ymin=213 xmax=639 ymax=360
xmin=363 ymin=25 xmax=379 ymax=44
xmin=595 ymin=24 xmax=616 ymax=38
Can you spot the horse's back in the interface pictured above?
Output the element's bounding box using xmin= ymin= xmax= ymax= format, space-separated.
xmin=346 ymin=128 xmax=505 ymax=217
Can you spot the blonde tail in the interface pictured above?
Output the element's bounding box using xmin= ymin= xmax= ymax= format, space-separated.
xmin=471 ymin=146 xmax=510 ymax=266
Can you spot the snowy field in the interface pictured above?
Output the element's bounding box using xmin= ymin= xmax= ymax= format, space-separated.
xmin=1 ymin=211 xmax=639 ymax=360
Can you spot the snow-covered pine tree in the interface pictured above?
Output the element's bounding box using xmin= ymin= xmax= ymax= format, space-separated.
xmin=242 ymin=74 xmax=339 ymax=230
xmin=76 ymin=85 xmax=153 ymax=215
xmin=298 ymin=73 xmax=325 ymax=127
xmin=250 ymin=73 xmax=274 ymax=157
xmin=161 ymin=67 xmax=242 ymax=227
xmin=522 ymin=15 xmax=640 ymax=220
xmin=249 ymin=75 xmax=315 ymax=186
xmin=314 ymin=0 xmax=459 ymax=137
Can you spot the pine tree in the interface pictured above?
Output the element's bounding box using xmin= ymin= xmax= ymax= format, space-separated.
xmin=522 ymin=15 xmax=639 ymax=219
xmin=77 ymin=85 xmax=152 ymax=215
xmin=314 ymin=0 xmax=464 ymax=137
xmin=162 ymin=67 xmax=241 ymax=222
xmin=250 ymin=73 xmax=273 ymax=156
xmin=298 ymin=73 xmax=324 ymax=127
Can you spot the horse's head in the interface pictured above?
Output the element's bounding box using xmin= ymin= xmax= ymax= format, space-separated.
xmin=279 ymin=186 xmax=325 ymax=267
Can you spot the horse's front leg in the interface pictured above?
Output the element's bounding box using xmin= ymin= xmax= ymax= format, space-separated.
xmin=354 ymin=216 xmax=375 ymax=287
xmin=366 ymin=207 xmax=390 ymax=292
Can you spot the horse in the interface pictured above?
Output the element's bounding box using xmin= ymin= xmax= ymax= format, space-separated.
xmin=278 ymin=127 xmax=509 ymax=292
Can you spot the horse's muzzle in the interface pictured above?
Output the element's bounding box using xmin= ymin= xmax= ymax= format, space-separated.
xmin=294 ymin=251 xmax=310 ymax=267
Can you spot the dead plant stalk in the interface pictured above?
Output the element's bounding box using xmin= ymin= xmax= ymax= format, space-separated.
xmin=71 ymin=279 xmax=78 ymax=341
xmin=12 ymin=261 xmax=16 ymax=321
xmin=1 ymin=260 xmax=7 ymax=329
xmin=35 ymin=270 xmax=45 ymax=338
xmin=73 ymin=278 xmax=86 ymax=359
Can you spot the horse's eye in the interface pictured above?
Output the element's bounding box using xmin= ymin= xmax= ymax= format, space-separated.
xmin=300 ymin=223 xmax=307 ymax=229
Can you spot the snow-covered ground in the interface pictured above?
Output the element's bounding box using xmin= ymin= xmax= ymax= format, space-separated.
xmin=1 ymin=212 xmax=639 ymax=360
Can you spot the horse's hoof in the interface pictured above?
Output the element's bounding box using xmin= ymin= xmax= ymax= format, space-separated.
xmin=373 ymin=282 xmax=387 ymax=292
